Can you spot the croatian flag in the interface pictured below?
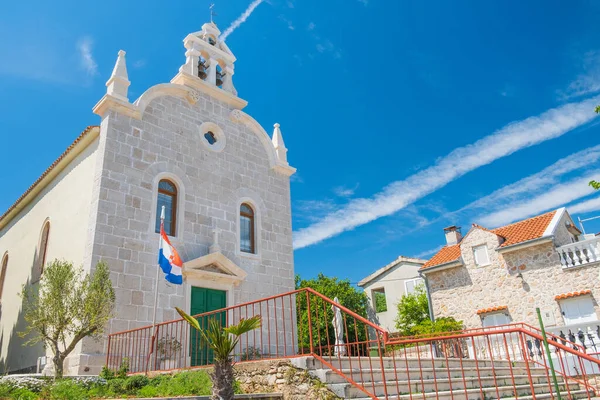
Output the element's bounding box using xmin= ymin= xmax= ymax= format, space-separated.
xmin=158 ymin=223 xmax=183 ymax=285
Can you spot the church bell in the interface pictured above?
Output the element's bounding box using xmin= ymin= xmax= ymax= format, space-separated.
xmin=198 ymin=60 xmax=207 ymax=80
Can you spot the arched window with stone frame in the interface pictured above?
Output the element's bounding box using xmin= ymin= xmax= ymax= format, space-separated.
xmin=155 ymin=179 xmax=178 ymax=236
xmin=0 ymin=253 xmax=8 ymax=303
xmin=240 ymin=203 xmax=256 ymax=254
xmin=33 ymin=221 xmax=50 ymax=283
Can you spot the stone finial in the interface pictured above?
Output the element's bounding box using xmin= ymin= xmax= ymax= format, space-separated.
xmin=106 ymin=50 xmax=130 ymax=101
xmin=272 ymin=123 xmax=288 ymax=163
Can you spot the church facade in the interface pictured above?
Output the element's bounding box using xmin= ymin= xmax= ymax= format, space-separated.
xmin=0 ymin=22 xmax=296 ymax=375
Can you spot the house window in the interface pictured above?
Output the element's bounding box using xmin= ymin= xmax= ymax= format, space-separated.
xmin=405 ymin=277 xmax=424 ymax=295
xmin=0 ymin=253 xmax=8 ymax=302
xmin=155 ymin=179 xmax=177 ymax=236
xmin=38 ymin=222 xmax=50 ymax=277
xmin=473 ymin=244 xmax=490 ymax=266
xmin=560 ymin=296 xmax=597 ymax=325
xmin=481 ymin=312 xmax=511 ymax=327
xmin=372 ymin=288 xmax=387 ymax=313
xmin=240 ymin=203 xmax=255 ymax=253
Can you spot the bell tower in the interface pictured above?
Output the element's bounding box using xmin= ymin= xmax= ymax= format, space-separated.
xmin=172 ymin=22 xmax=246 ymax=109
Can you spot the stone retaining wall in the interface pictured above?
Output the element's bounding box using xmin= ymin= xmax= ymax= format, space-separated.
xmin=234 ymin=360 xmax=340 ymax=400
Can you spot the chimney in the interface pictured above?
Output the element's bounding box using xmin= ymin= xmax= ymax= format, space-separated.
xmin=444 ymin=226 xmax=462 ymax=245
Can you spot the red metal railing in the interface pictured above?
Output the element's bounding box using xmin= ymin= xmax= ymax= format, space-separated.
xmin=107 ymin=288 xmax=600 ymax=399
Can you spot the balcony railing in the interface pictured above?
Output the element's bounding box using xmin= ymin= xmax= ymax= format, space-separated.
xmin=557 ymin=236 xmax=600 ymax=268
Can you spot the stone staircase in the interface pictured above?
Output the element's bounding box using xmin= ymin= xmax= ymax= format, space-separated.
xmin=291 ymin=356 xmax=594 ymax=400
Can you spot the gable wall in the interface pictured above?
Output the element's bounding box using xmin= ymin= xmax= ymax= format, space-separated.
xmin=362 ymin=262 xmax=422 ymax=332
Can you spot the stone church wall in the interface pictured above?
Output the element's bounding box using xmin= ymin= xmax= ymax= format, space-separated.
xmin=75 ymin=91 xmax=294 ymax=374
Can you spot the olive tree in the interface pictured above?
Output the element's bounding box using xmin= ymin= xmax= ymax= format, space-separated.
xmin=20 ymin=259 xmax=115 ymax=378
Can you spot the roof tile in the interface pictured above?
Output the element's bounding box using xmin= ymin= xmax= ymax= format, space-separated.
xmin=492 ymin=210 xmax=556 ymax=248
xmin=421 ymin=210 xmax=558 ymax=270
xmin=421 ymin=245 xmax=461 ymax=269
xmin=476 ymin=305 xmax=508 ymax=315
xmin=555 ymin=290 xmax=592 ymax=300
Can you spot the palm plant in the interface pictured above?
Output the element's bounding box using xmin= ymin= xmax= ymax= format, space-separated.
xmin=176 ymin=307 xmax=261 ymax=400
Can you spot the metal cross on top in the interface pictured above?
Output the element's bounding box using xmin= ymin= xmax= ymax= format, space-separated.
xmin=209 ymin=3 xmax=217 ymax=23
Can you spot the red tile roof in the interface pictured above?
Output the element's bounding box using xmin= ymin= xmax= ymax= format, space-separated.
xmin=555 ymin=290 xmax=592 ymax=300
xmin=421 ymin=244 xmax=461 ymax=269
xmin=420 ymin=209 xmax=558 ymax=270
xmin=476 ymin=305 xmax=508 ymax=315
xmin=492 ymin=210 xmax=556 ymax=248
xmin=0 ymin=126 xmax=99 ymax=227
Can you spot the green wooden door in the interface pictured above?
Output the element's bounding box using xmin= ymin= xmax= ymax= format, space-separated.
xmin=190 ymin=287 xmax=227 ymax=366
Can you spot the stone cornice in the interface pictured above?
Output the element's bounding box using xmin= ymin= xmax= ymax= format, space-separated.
xmin=92 ymin=94 xmax=140 ymax=119
xmin=171 ymin=72 xmax=247 ymax=110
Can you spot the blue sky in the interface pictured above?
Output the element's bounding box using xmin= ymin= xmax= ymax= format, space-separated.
xmin=2 ymin=1 xmax=600 ymax=285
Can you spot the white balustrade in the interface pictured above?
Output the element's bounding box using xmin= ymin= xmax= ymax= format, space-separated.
xmin=556 ymin=236 xmax=600 ymax=268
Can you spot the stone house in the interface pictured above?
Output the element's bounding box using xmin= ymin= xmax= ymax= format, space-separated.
xmin=420 ymin=207 xmax=600 ymax=336
xmin=0 ymin=21 xmax=296 ymax=375
xmin=358 ymin=256 xmax=426 ymax=332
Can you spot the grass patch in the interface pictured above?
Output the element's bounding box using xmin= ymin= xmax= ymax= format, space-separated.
xmin=0 ymin=369 xmax=242 ymax=399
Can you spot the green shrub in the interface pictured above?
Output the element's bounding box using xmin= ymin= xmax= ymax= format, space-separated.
xmin=107 ymin=378 xmax=126 ymax=395
xmin=149 ymin=374 xmax=169 ymax=387
xmin=49 ymin=380 xmax=89 ymax=400
xmin=124 ymin=374 xmax=149 ymax=392
xmin=99 ymin=365 xmax=115 ymax=380
xmin=9 ymin=387 xmax=38 ymax=400
xmin=137 ymin=385 xmax=159 ymax=397
xmin=0 ymin=383 xmax=12 ymax=398
xmin=116 ymin=358 xmax=130 ymax=379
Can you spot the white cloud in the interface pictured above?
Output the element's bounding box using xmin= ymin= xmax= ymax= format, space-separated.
xmin=570 ymin=196 xmax=600 ymax=215
xmin=220 ymin=0 xmax=265 ymax=41
xmin=286 ymin=0 xmax=294 ymax=8
xmin=413 ymin=245 xmax=443 ymax=259
xmin=292 ymin=95 xmax=600 ymax=249
xmin=77 ymin=36 xmax=98 ymax=76
xmin=307 ymin=22 xmax=316 ymax=31
xmin=457 ymin=144 xmax=600 ymax=214
xmin=559 ymin=50 xmax=600 ymax=100
xmin=333 ymin=183 xmax=359 ymax=198
xmin=278 ymin=15 xmax=295 ymax=30
xmin=477 ymin=174 xmax=597 ymax=227
xmin=358 ymin=0 xmax=369 ymax=5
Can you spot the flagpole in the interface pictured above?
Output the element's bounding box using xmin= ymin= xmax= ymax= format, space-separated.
xmin=148 ymin=206 xmax=165 ymax=372
xmin=152 ymin=206 xmax=165 ymax=328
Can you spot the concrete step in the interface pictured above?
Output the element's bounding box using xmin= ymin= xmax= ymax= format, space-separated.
xmin=327 ymin=377 xmax=579 ymax=399
xmin=311 ymin=366 xmax=548 ymax=384
xmin=351 ymin=389 xmax=592 ymax=400
xmin=311 ymin=356 xmax=531 ymax=371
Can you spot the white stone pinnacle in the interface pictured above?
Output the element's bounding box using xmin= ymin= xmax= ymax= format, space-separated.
xmin=272 ymin=123 xmax=288 ymax=163
xmin=106 ymin=50 xmax=131 ymax=101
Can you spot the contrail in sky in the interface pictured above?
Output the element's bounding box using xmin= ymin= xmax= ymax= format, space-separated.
xmin=293 ymin=95 xmax=600 ymax=249
xmin=220 ymin=0 xmax=265 ymax=41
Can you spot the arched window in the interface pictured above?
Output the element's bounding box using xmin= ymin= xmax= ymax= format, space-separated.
xmin=156 ymin=179 xmax=177 ymax=236
xmin=240 ymin=203 xmax=255 ymax=254
xmin=39 ymin=222 xmax=50 ymax=276
xmin=0 ymin=253 xmax=8 ymax=302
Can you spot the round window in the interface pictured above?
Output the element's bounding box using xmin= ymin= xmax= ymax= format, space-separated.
xmin=199 ymin=122 xmax=226 ymax=152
